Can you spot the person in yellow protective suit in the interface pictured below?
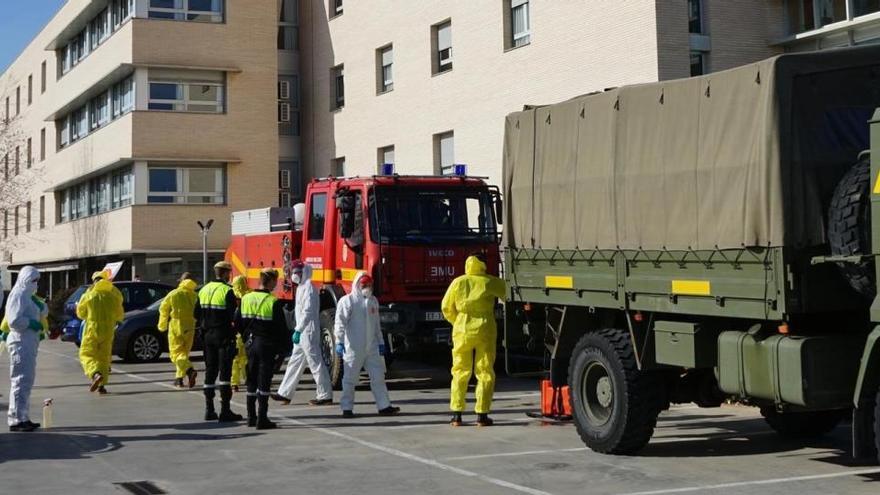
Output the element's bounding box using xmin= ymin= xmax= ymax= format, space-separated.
xmin=441 ymin=254 xmax=507 ymax=427
xmin=158 ymin=273 xmax=199 ymax=389
xmin=77 ymin=271 xmax=124 ymax=394
xmin=230 ymin=275 xmax=251 ymax=392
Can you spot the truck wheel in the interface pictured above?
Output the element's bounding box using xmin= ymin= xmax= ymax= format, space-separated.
xmin=320 ymin=308 xmax=344 ymax=390
xmin=760 ymin=408 xmax=847 ymax=438
xmin=568 ymin=328 xmax=662 ymax=454
xmin=828 ymin=156 xmax=874 ymax=299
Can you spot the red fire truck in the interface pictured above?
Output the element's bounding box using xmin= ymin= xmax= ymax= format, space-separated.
xmin=226 ymin=174 xmax=502 ymax=386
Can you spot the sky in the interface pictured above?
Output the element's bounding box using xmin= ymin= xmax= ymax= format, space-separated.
xmin=0 ymin=0 xmax=67 ymax=73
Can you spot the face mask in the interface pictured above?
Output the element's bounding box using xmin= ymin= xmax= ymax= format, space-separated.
xmin=361 ymin=287 xmax=373 ymax=298
xmin=292 ymin=273 xmax=302 ymax=285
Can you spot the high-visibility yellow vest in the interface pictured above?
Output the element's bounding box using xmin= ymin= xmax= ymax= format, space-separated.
xmin=240 ymin=291 xmax=277 ymax=321
xmin=199 ymin=281 xmax=233 ymax=310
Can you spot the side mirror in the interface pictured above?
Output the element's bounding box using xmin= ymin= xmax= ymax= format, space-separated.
xmin=336 ymin=194 xmax=355 ymax=238
xmin=494 ymin=196 xmax=503 ymax=225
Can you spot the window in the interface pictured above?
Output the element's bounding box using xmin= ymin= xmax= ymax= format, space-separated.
xmin=333 ymin=157 xmax=345 ymax=177
xmin=690 ymin=51 xmax=707 ymax=76
xmin=3 ymin=210 xmax=7 ymax=239
xmin=3 ymin=155 xmax=7 ymax=180
xmin=14 ymin=146 xmax=19 ymax=175
xmin=378 ymin=145 xmax=395 ymax=173
xmin=433 ymin=21 xmax=453 ymax=74
xmin=434 ymin=131 xmax=455 ymax=175
xmin=57 ymin=167 xmax=133 ymax=223
xmin=279 ymin=80 xmax=291 ymax=100
xmin=40 ymin=129 xmax=46 ymax=161
xmin=787 ymin=0 xmax=847 ymax=34
xmin=27 ymin=75 xmax=33 ymax=105
xmin=377 ymin=45 xmax=393 ymax=93
xmin=279 ymin=191 xmax=293 ymax=208
xmin=278 ymin=77 xmax=299 ymax=136
xmin=59 ymin=5 xmax=120 ymax=77
xmin=332 ymin=65 xmax=344 ymax=109
xmin=508 ymin=0 xmax=530 ymax=48
xmin=280 ymin=169 xmax=292 ymax=189
xmin=58 ymin=76 xmax=132 ymax=150
xmin=25 ymin=202 xmax=31 ymax=233
xmin=111 ymin=168 xmax=134 ymax=208
xmin=41 ymin=61 xmax=46 ymax=94
xmin=279 ymin=0 xmax=299 ymax=50
xmin=148 ymin=0 xmax=224 ymax=22
xmin=148 ymin=70 xmax=225 ymax=113
xmin=308 ymin=193 xmax=327 ymax=240
xmin=16 ymin=87 xmax=20 ymax=115
xmin=279 ymin=102 xmax=292 ymax=123
xmin=855 ymin=0 xmax=880 ymax=16
xmin=4 ymin=97 xmax=8 ymax=122
xmin=14 ymin=206 xmax=19 ymax=236
xmin=688 ymin=0 xmax=703 ymax=34
xmin=331 ymin=0 xmax=343 ymax=17
xmin=39 ymin=196 xmax=45 ymax=229
xmin=148 ymin=166 xmax=225 ymax=204
xmin=26 ymin=138 xmax=32 ymax=168
xmin=59 ymin=117 xmax=70 ymax=148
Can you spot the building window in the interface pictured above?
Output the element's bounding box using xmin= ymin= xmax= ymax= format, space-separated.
xmin=507 ymin=0 xmax=531 ymax=48
xmin=58 ymin=75 xmax=134 ymax=150
xmin=26 ymin=138 xmax=32 ymax=168
xmin=333 ymin=157 xmax=345 ymax=177
xmin=279 ymin=0 xmax=299 ymax=50
xmin=40 ymin=128 xmax=46 ymax=161
xmin=4 ymin=97 xmax=8 ymax=122
xmin=332 ymin=65 xmax=344 ymax=110
xmin=14 ymin=206 xmax=19 ymax=236
xmin=690 ymin=51 xmax=707 ymax=76
xmin=25 ymin=201 xmax=31 ymax=233
xmin=278 ymin=76 xmax=300 ymax=136
xmin=57 ymin=167 xmax=132 ymax=223
xmin=3 ymin=154 xmax=7 ymax=180
xmin=377 ymin=45 xmax=393 ymax=93
xmin=279 ymin=161 xmax=302 ymax=200
xmin=855 ymin=0 xmax=880 ymax=16
xmin=14 ymin=146 xmax=19 ymax=175
xmin=148 ymin=70 xmax=225 ymax=113
xmin=688 ymin=0 xmax=704 ymax=34
xmin=148 ymin=0 xmax=224 ymax=22
xmin=148 ymin=166 xmax=225 ymax=204
xmin=16 ymin=87 xmax=20 ymax=115
xmin=434 ymin=131 xmax=454 ymax=175
xmin=433 ymin=21 xmax=453 ymax=74
xmin=39 ymin=196 xmax=46 ymax=229
xmin=27 ymin=75 xmax=33 ymax=105
xmin=378 ymin=145 xmax=395 ymax=173
xmin=330 ymin=0 xmax=343 ymax=18
xmin=3 ymin=210 xmax=7 ymax=239
xmin=41 ymin=61 xmax=47 ymax=94
xmin=786 ymin=0 xmax=847 ymax=34
xmin=308 ymin=193 xmax=327 ymax=240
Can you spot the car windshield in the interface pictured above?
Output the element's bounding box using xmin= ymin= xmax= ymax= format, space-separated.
xmin=65 ymin=286 xmax=88 ymax=305
xmin=146 ymin=297 xmax=165 ymax=311
xmin=369 ymin=186 xmax=497 ymax=244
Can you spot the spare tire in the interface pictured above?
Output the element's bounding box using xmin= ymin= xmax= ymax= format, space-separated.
xmin=828 ymin=156 xmax=874 ymax=299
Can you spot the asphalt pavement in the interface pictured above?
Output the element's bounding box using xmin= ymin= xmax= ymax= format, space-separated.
xmin=1 ymin=340 xmax=878 ymax=495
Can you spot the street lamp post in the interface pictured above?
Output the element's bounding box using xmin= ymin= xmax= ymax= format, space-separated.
xmin=197 ymin=219 xmax=215 ymax=284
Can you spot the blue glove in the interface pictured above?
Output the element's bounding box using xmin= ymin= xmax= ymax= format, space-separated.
xmin=292 ymin=331 xmax=301 ymax=345
xmin=0 ymin=332 xmax=7 ymax=342
xmin=335 ymin=343 xmax=345 ymax=357
xmin=28 ymin=320 xmax=43 ymax=331
xmin=378 ymin=343 xmax=387 ymax=356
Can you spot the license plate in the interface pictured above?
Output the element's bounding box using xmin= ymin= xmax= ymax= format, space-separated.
xmin=424 ymin=312 xmax=444 ymax=322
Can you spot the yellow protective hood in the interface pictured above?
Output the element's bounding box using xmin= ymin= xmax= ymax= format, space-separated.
xmin=93 ymin=279 xmax=115 ymax=292
xmin=179 ymin=279 xmax=198 ymax=292
xmin=232 ymin=275 xmax=251 ymax=299
xmin=465 ymin=256 xmax=487 ymax=276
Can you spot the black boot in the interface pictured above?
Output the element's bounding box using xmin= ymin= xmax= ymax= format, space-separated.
xmin=450 ymin=412 xmax=463 ymax=427
xmin=246 ymin=394 xmax=257 ymax=427
xmin=218 ymin=386 xmax=243 ymax=422
xmin=204 ymin=388 xmax=218 ymax=421
xmin=256 ymin=395 xmax=277 ymax=430
xmin=476 ymin=413 xmax=494 ymax=427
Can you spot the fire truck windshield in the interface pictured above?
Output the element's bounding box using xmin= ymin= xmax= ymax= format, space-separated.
xmin=369 ymin=187 xmax=498 ymax=244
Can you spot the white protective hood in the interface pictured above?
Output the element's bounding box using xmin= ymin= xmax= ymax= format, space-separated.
xmin=5 ymin=266 xmax=45 ymax=331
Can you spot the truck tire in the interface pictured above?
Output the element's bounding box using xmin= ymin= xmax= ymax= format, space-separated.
xmin=828 ymin=156 xmax=874 ymax=299
xmin=760 ymin=407 xmax=847 ymax=438
xmin=568 ymin=328 xmax=662 ymax=454
xmin=320 ymin=308 xmax=344 ymax=390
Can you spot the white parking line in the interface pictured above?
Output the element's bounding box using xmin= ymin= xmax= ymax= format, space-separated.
xmin=617 ymin=469 xmax=880 ymax=495
xmin=447 ymin=447 xmax=589 ymax=461
xmin=42 ymin=349 xmax=554 ymax=495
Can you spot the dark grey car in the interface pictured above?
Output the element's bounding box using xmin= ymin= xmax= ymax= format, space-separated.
xmin=113 ymin=297 xmax=204 ymax=363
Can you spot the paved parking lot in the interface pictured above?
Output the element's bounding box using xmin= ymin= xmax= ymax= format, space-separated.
xmin=1 ymin=340 xmax=879 ymax=495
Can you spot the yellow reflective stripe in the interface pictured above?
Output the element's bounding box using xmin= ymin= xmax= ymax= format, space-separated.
xmin=873 ymin=172 xmax=880 ymax=194
xmin=671 ymin=280 xmax=711 ymax=296
xmin=545 ymin=276 xmax=574 ymax=289
xmin=340 ymin=269 xmax=358 ymax=282
xmin=313 ymin=269 xmax=335 ymax=283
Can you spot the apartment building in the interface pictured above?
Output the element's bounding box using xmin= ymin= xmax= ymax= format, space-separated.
xmin=298 ymin=0 xmax=880 ymax=191
xmin=0 ymin=0 xmax=285 ymax=290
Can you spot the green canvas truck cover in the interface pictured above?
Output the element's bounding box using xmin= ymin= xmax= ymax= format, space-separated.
xmin=503 ymin=45 xmax=880 ymax=251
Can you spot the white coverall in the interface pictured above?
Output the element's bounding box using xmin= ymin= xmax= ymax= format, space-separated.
xmin=277 ymin=264 xmax=333 ymax=401
xmin=334 ymin=272 xmax=390 ymax=412
xmin=6 ymin=266 xmax=46 ymax=426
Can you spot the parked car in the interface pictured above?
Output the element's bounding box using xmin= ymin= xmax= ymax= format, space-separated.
xmin=113 ymin=297 xmax=204 ymax=363
xmin=61 ymin=281 xmax=173 ymax=346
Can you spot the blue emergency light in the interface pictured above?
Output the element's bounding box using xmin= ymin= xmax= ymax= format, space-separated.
xmin=453 ymin=164 xmax=467 ymax=176
xmin=381 ymin=163 xmax=395 ymax=175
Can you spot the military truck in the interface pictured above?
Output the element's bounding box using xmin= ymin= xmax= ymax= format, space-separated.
xmin=502 ymin=46 xmax=880 ymax=461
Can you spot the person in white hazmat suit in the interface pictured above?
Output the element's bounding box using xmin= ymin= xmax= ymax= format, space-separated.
xmin=4 ymin=266 xmax=47 ymax=432
xmin=273 ymin=262 xmax=333 ymax=405
xmin=334 ymin=272 xmax=400 ymax=418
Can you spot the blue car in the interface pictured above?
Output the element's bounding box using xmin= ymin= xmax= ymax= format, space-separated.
xmin=61 ymin=281 xmax=173 ymax=346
